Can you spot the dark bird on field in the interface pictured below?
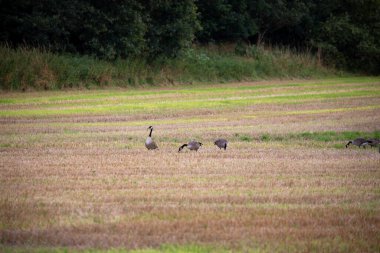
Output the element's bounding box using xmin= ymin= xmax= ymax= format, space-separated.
xmin=145 ymin=126 xmax=158 ymax=150
xmin=367 ymin=138 xmax=380 ymax=148
xmin=214 ymin=138 xmax=228 ymax=150
xmin=178 ymin=140 xmax=203 ymax=152
xmin=345 ymin=138 xmax=370 ymax=148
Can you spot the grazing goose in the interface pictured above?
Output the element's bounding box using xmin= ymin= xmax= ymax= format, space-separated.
xmin=178 ymin=140 xmax=203 ymax=152
xmin=214 ymin=138 xmax=228 ymax=150
xmin=367 ymin=138 xmax=380 ymax=148
xmin=345 ymin=138 xmax=370 ymax=148
xmin=145 ymin=126 xmax=158 ymax=150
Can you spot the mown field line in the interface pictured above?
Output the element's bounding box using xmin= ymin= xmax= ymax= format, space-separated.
xmin=1 ymin=90 xmax=380 ymax=118
xmin=1 ymin=77 xmax=379 ymax=105
xmin=243 ymin=105 xmax=380 ymax=118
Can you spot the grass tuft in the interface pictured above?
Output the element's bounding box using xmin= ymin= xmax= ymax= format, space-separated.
xmin=235 ymin=133 xmax=253 ymax=142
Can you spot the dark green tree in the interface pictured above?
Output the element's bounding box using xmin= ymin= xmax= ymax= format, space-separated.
xmin=143 ymin=0 xmax=200 ymax=58
xmin=1 ymin=0 xmax=379 ymax=73
xmin=0 ymin=0 xmax=200 ymax=59
xmin=248 ymin=0 xmax=309 ymax=45
xmin=311 ymin=0 xmax=380 ymax=73
xmin=196 ymin=0 xmax=257 ymax=42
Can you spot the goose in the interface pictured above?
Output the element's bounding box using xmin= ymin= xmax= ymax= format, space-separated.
xmin=345 ymin=138 xmax=370 ymax=148
xmin=214 ymin=138 xmax=228 ymax=150
xmin=178 ymin=140 xmax=203 ymax=152
xmin=367 ymin=138 xmax=380 ymax=148
xmin=145 ymin=126 xmax=158 ymax=150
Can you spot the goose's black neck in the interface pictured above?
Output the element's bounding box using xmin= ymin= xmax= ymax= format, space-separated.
xmin=149 ymin=128 xmax=153 ymax=137
xmin=178 ymin=144 xmax=188 ymax=152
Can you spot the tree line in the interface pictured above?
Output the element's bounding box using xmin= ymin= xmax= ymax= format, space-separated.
xmin=1 ymin=0 xmax=379 ymax=73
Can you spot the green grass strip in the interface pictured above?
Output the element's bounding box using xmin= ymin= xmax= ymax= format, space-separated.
xmin=1 ymin=89 xmax=380 ymax=118
xmin=1 ymin=77 xmax=379 ymax=105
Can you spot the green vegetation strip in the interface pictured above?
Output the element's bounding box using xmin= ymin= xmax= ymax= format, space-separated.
xmin=1 ymin=77 xmax=379 ymax=105
xmin=1 ymin=89 xmax=380 ymax=118
xmin=258 ymin=131 xmax=380 ymax=143
xmin=1 ymin=82 xmax=378 ymax=110
xmin=244 ymin=105 xmax=380 ymax=118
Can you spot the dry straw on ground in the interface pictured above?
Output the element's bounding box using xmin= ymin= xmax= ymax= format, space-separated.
xmin=0 ymin=78 xmax=380 ymax=252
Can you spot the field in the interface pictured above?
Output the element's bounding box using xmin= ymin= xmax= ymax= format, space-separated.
xmin=1 ymin=77 xmax=380 ymax=252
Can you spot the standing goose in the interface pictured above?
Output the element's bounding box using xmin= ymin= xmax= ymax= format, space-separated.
xmin=145 ymin=126 xmax=158 ymax=150
xmin=345 ymin=138 xmax=370 ymax=148
xmin=214 ymin=138 xmax=228 ymax=150
xmin=178 ymin=140 xmax=203 ymax=152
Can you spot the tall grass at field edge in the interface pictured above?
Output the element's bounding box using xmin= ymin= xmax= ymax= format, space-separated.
xmin=0 ymin=44 xmax=338 ymax=91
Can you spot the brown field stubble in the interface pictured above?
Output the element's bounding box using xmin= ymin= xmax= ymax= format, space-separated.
xmin=0 ymin=78 xmax=380 ymax=252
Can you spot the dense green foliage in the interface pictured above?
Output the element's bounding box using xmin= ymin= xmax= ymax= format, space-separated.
xmin=196 ymin=0 xmax=257 ymax=42
xmin=0 ymin=44 xmax=334 ymax=90
xmin=0 ymin=0 xmax=199 ymax=60
xmin=0 ymin=0 xmax=379 ymax=75
xmin=312 ymin=0 xmax=380 ymax=74
xmin=196 ymin=0 xmax=379 ymax=74
xmin=145 ymin=0 xmax=200 ymax=58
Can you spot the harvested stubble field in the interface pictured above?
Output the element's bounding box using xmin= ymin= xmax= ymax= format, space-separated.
xmin=1 ymin=77 xmax=380 ymax=253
